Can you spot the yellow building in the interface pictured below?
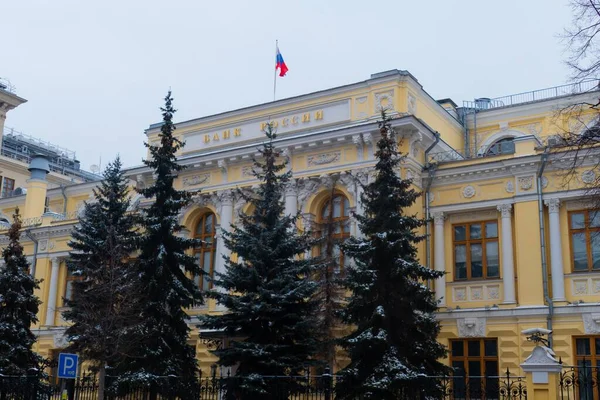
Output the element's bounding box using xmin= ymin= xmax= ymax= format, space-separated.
xmin=5 ymin=70 xmax=600 ymax=379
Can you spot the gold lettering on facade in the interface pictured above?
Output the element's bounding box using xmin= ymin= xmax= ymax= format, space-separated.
xmin=282 ymin=118 xmax=289 ymax=127
xmin=271 ymin=120 xmax=279 ymax=128
xmin=213 ymin=133 xmax=220 ymax=141
xmin=291 ymin=116 xmax=299 ymax=125
xmin=234 ymin=128 xmax=241 ymax=137
xmin=204 ymin=135 xmax=210 ymax=143
xmin=315 ymin=110 xmax=323 ymax=120
xmin=260 ymin=122 xmax=268 ymax=131
xmin=302 ymin=113 xmax=310 ymax=123
xmin=223 ymin=130 xmax=231 ymax=139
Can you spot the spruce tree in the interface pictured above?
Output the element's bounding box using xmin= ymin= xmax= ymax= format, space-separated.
xmin=119 ymin=92 xmax=202 ymax=395
xmin=336 ymin=112 xmax=448 ymax=399
xmin=62 ymin=157 xmax=140 ymax=400
xmin=0 ymin=208 xmax=44 ymax=376
xmin=203 ymin=124 xmax=319 ymax=400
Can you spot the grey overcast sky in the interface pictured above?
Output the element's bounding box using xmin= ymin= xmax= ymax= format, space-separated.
xmin=3 ymin=0 xmax=573 ymax=170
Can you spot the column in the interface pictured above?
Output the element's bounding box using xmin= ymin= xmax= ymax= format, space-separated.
xmin=432 ymin=212 xmax=446 ymax=306
xmin=545 ymin=198 xmax=566 ymax=301
xmin=497 ymin=204 xmax=516 ymax=304
xmin=354 ymin=170 xmax=368 ymax=238
xmin=45 ymin=257 xmax=60 ymax=326
xmin=215 ymin=190 xmax=234 ymax=277
xmin=284 ymin=180 xmax=298 ymax=217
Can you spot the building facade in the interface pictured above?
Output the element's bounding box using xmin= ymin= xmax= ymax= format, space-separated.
xmin=3 ymin=70 xmax=600 ymax=377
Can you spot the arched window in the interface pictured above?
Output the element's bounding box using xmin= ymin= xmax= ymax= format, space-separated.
xmin=194 ymin=212 xmax=217 ymax=291
xmin=485 ymin=137 xmax=515 ymax=156
xmin=318 ymin=194 xmax=351 ymax=273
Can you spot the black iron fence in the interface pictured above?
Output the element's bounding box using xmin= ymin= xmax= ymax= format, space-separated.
xmin=560 ymin=362 xmax=600 ymax=400
xmin=0 ymin=369 xmax=527 ymax=400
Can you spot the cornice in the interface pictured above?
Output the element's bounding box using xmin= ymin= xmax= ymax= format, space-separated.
xmin=437 ymin=303 xmax=600 ymax=321
xmin=126 ymin=115 xmax=437 ymax=179
xmin=146 ymin=71 xmax=416 ymax=134
xmin=429 ymin=146 xmax=600 ymax=187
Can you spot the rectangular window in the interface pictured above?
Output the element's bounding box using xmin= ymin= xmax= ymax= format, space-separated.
xmin=64 ymin=267 xmax=81 ymax=301
xmin=450 ymin=338 xmax=499 ymax=398
xmin=453 ymin=221 xmax=500 ymax=280
xmin=573 ymin=336 xmax=600 ymax=400
xmin=1 ymin=177 xmax=15 ymax=198
xmin=569 ymin=211 xmax=600 ymax=272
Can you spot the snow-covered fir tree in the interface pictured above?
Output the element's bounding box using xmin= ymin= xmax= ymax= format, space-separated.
xmin=0 ymin=208 xmax=45 ymax=376
xmin=62 ymin=157 xmax=140 ymax=400
xmin=336 ymin=111 xmax=448 ymax=399
xmin=118 ymin=92 xmax=202 ymax=396
xmin=203 ymin=124 xmax=320 ymax=400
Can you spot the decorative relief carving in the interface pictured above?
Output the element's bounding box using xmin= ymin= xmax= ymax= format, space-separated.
xmin=453 ymin=284 xmax=501 ymax=302
xmin=407 ymin=93 xmax=417 ymax=114
xmin=355 ymin=96 xmax=368 ymax=118
xmin=574 ymin=280 xmax=589 ymax=295
xmin=487 ymin=286 xmax=500 ymax=300
xmin=518 ymin=176 xmax=534 ymax=191
xmin=471 ymin=287 xmax=484 ymax=301
xmin=583 ymin=313 xmax=600 ymax=334
xmin=497 ymin=203 xmax=512 ymax=218
xmin=217 ymin=190 xmax=235 ymax=208
xmin=297 ymin=178 xmax=320 ymax=209
xmin=218 ymin=159 xmax=228 ymax=182
xmin=284 ymin=180 xmax=298 ymax=196
xmin=375 ymin=90 xmax=394 ymax=112
xmin=182 ymin=173 xmax=210 ymax=187
xmin=432 ymin=212 xmax=445 ymax=226
xmin=453 ymin=288 xmax=467 ymax=302
xmin=594 ymin=280 xmax=600 ymax=294
xmin=582 ymin=170 xmax=597 ymax=184
xmin=544 ymin=198 xmax=560 ymax=214
xmin=307 ymin=151 xmax=341 ymax=167
xmin=505 ymin=180 xmax=514 ymax=193
xmin=53 ymin=333 xmax=69 ymax=348
xmin=457 ymin=318 xmax=486 ymax=338
xmin=541 ymin=176 xmax=549 ymax=189
xmin=462 ymin=185 xmax=476 ymax=198
xmin=136 ymin=174 xmax=146 ymax=190
xmin=572 ymin=278 xmax=600 ymax=296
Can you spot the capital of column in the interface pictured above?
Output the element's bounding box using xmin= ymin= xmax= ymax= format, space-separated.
xmin=432 ymin=212 xmax=446 ymax=226
xmin=284 ymin=180 xmax=298 ymax=196
xmin=545 ymin=198 xmax=561 ymax=214
xmin=352 ymin=134 xmax=363 ymax=146
xmin=497 ymin=203 xmax=512 ymax=218
xmin=217 ymin=190 xmax=235 ymax=208
xmin=50 ymin=257 xmax=61 ymax=268
xmin=362 ymin=133 xmax=373 ymax=145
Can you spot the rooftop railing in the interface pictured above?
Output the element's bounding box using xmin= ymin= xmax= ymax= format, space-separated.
xmin=463 ymin=79 xmax=600 ymax=110
xmin=3 ymin=127 xmax=77 ymax=161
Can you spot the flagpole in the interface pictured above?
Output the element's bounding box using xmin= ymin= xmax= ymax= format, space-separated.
xmin=273 ymin=39 xmax=278 ymax=101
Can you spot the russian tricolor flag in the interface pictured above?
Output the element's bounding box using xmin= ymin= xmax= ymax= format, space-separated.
xmin=276 ymin=46 xmax=288 ymax=77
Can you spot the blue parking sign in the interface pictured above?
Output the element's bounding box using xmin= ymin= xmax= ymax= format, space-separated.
xmin=58 ymin=353 xmax=78 ymax=379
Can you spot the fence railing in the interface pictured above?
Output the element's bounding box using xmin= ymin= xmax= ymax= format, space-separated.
xmin=462 ymin=80 xmax=600 ymax=110
xmin=560 ymin=363 xmax=600 ymax=400
xmin=0 ymin=369 xmax=527 ymax=400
